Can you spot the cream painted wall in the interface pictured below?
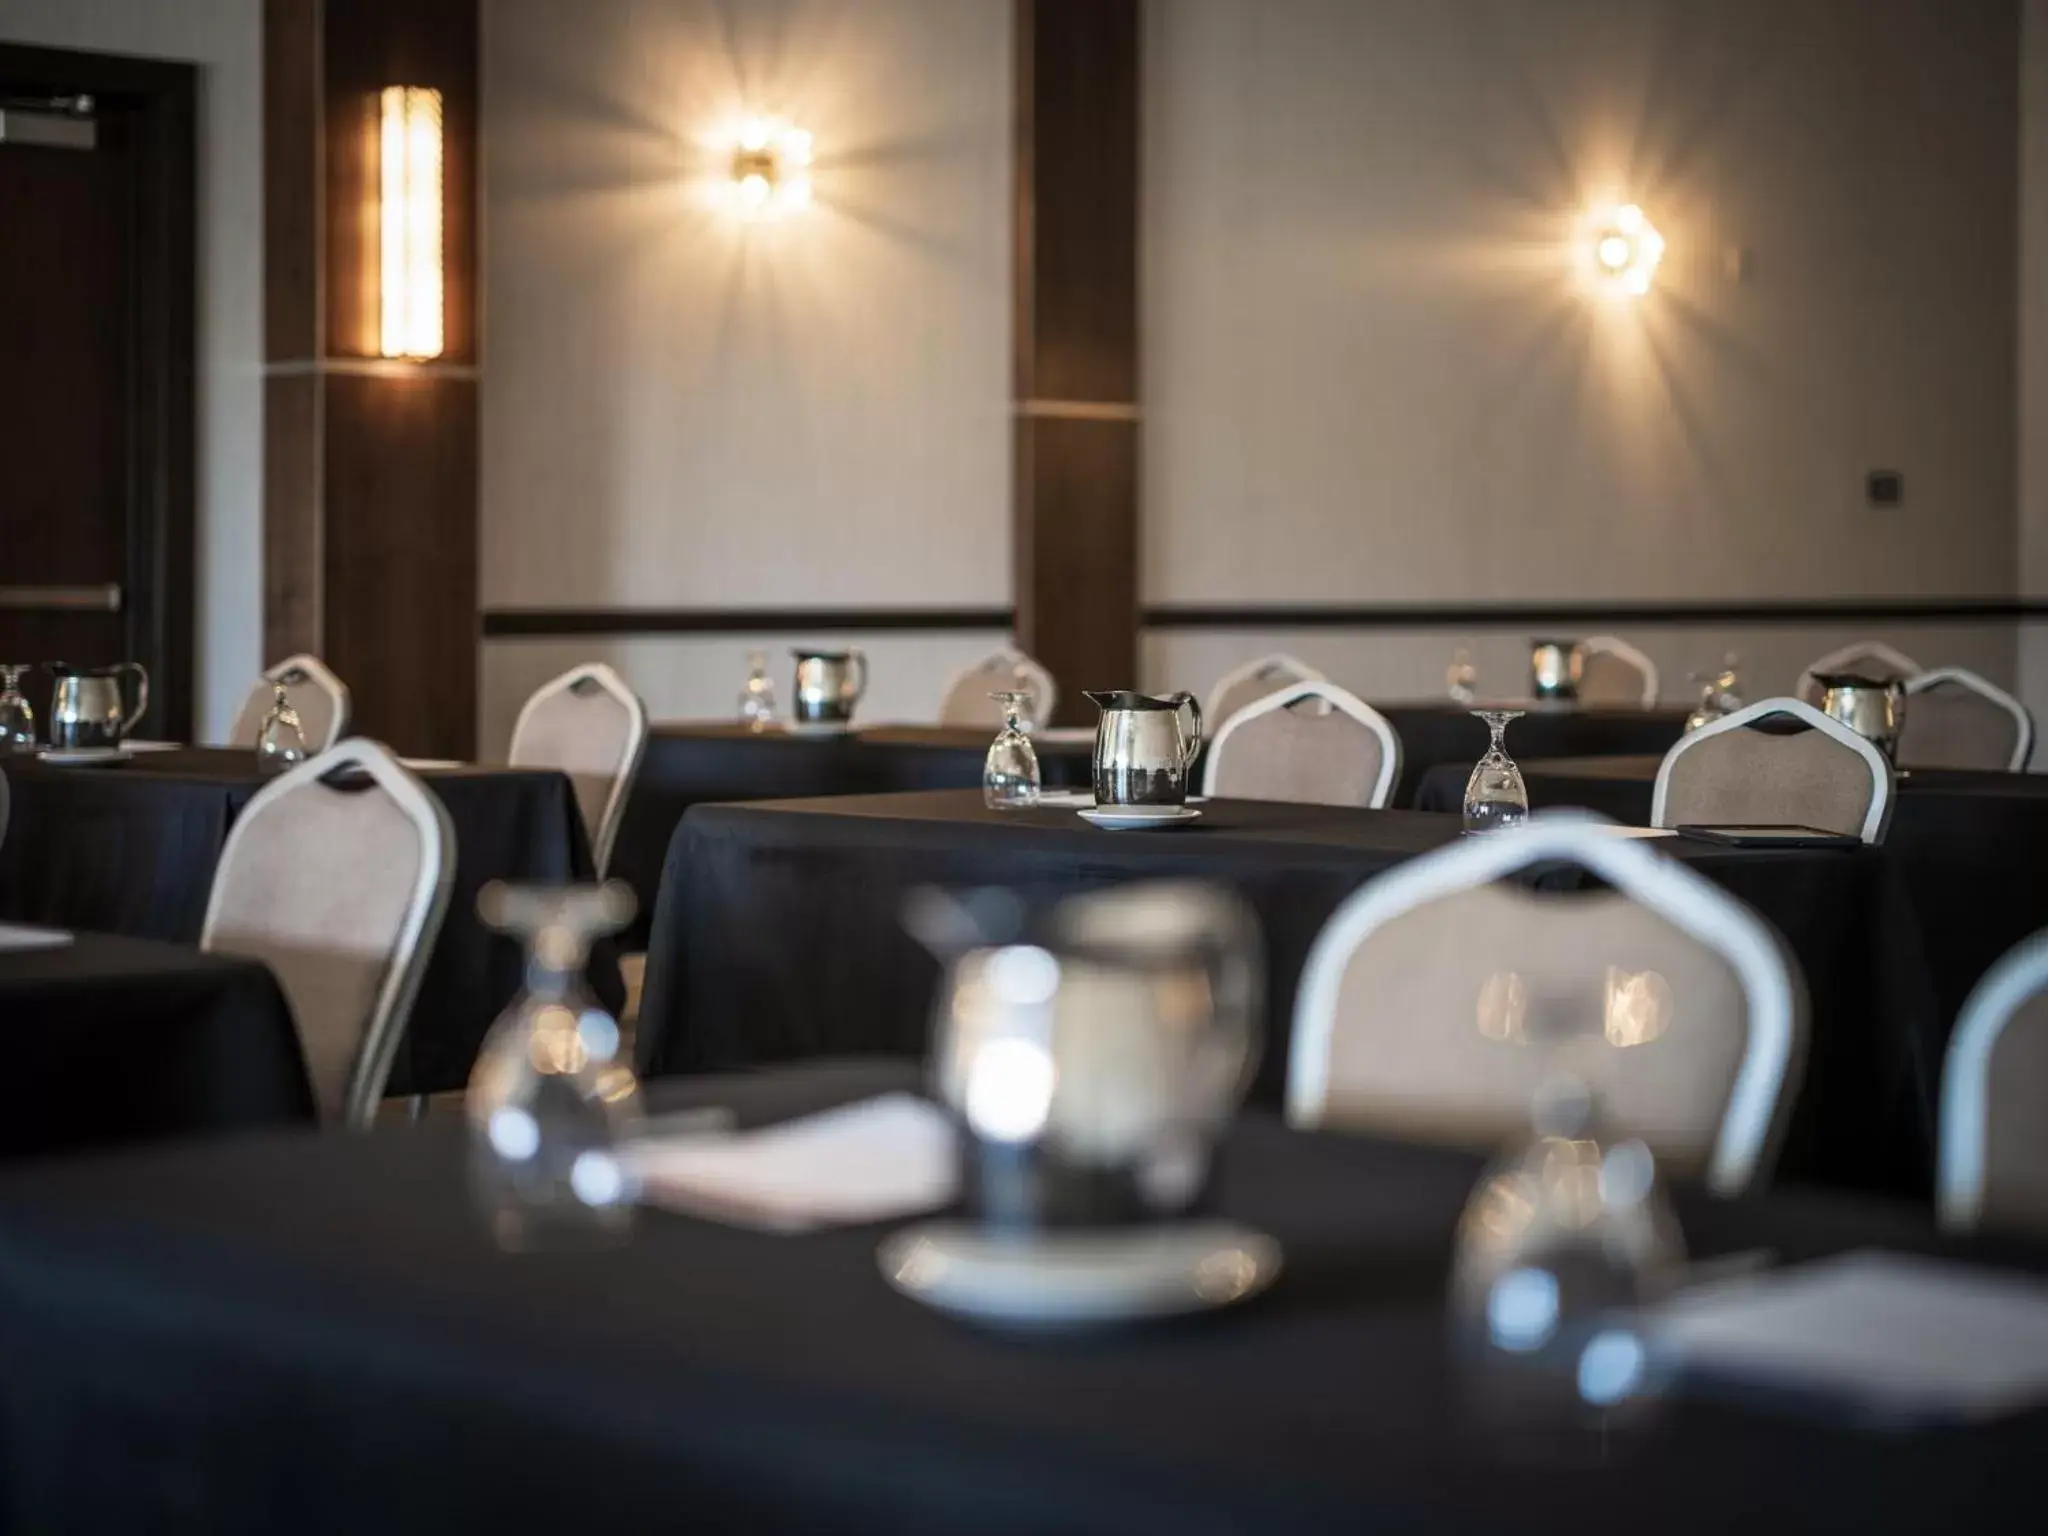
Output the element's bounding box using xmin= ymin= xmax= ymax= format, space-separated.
xmin=477 ymin=0 xmax=1012 ymax=745
xmin=0 ymin=0 xmax=262 ymax=740
xmin=1143 ymin=0 xmax=2018 ymax=612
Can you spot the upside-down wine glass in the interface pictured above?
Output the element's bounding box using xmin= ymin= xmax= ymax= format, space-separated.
xmin=737 ymin=648 xmax=778 ymax=730
xmin=1446 ymin=645 xmax=1479 ymax=705
xmin=983 ymin=690 xmax=1041 ymax=810
xmin=254 ymin=682 xmax=308 ymax=776
xmin=1463 ymin=710 xmax=1528 ymax=833
xmin=0 ymin=666 xmax=34 ymax=752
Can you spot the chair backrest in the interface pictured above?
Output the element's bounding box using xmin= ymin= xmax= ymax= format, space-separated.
xmin=507 ymin=663 xmax=648 ymax=874
xmin=1290 ymin=813 xmax=1805 ymax=1194
xmin=1940 ymin=931 xmax=2048 ymax=1233
xmin=1795 ymin=641 xmax=1920 ymax=705
xmin=1898 ymin=667 xmax=2033 ymax=773
xmin=1201 ymin=680 xmax=1402 ymax=808
xmin=937 ymin=648 xmax=1058 ymax=730
xmin=227 ymin=654 xmax=352 ymax=751
xmin=201 ymin=740 xmax=453 ymax=1128
xmin=1577 ymin=635 xmax=1659 ymax=708
xmin=0 ymin=768 xmax=8 ymax=851
xmin=1651 ymin=697 xmax=1895 ymax=843
xmin=1205 ymin=652 xmax=1327 ymax=728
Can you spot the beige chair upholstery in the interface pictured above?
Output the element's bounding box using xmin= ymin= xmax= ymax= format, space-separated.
xmin=226 ymin=654 xmax=352 ymax=752
xmin=1941 ymin=931 xmax=2048 ymax=1233
xmin=1898 ymin=667 xmax=2033 ymax=773
xmin=1201 ymin=680 xmax=1401 ymax=808
xmin=201 ymin=740 xmax=453 ymax=1128
xmin=1205 ymin=653 xmax=1326 ymax=729
xmin=938 ymin=648 xmax=1057 ymax=730
xmin=1291 ymin=814 xmax=1805 ymax=1194
xmin=508 ymin=663 xmax=648 ymax=874
xmin=1577 ymin=635 xmax=1659 ymax=708
xmin=1652 ymin=697 xmax=1895 ymax=843
xmin=1795 ymin=641 xmax=1920 ymax=705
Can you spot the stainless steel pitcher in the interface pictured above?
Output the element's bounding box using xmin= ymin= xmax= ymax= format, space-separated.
xmin=790 ymin=648 xmax=867 ymax=725
xmin=1530 ymin=639 xmax=1584 ymax=702
xmin=916 ymin=881 xmax=1262 ymax=1232
xmin=1812 ymin=672 xmax=1904 ymax=760
xmin=1084 ymin=689 xmax=1203 ymax=806
xmin=47 ymin=661 xmax=148 ymax=748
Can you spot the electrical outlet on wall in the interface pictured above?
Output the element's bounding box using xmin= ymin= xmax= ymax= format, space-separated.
xmin=1866 ymin=470 xmax=1903 ymax=509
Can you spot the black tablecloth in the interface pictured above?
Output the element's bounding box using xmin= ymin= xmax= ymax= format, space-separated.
xmin=1417 ymin=757 xmax=2048 ymax=1106
xmin=611 ymin=724 xmax=1097 ymax=949
xmin=1375 ymin=702 xmax=1692 ymax=808
xmin=0 ymin=1059 xmax=2037 ymax=1535
xmin=0 ymin=930 xmax=311 ymax=1157
xmin=637 ymin=791 xmax=1935 ymax=1196
xmin=0 ymin=749 xmax=621 ymax=1096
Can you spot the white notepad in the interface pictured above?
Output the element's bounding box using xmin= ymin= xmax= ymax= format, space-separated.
xmin=625 ymin=1093 xmax=958 ymax=1234
xmin=0 ymin=924 xmax=74 ymax=952
xmin=1654 ymin=1249 xmax=2048 ymax=1424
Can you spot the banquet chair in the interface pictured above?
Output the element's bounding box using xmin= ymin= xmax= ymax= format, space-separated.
xmin=1897 ymin=667 xmax=2034 ymax=772
xmin=508 ymin=663 xmax=648 ymax=876
xmin=226 ymin=654 xmax=352 ymax=752
xmin=937 ymin=647 xmax=1058 ymax=730
xmin=1939 ymin=930 xmax=2048 ymax=1234
xmin=1205 ymin=652 xmax=1326 ymax=728
xmin=1290 ymin=813 xmax=1806 ymax=1195
xmin=1577 ymin=635 xmax=1659 ymax=708
xmin=201 ymin=740 xmax=453 ymax=1129
xmin=1201 ymin=680 xmax=1402 ymax=808
xmin=1795 ymin=641 xmax=1921 ymax=705
xmin=1651 ymin=697 xmax=1895 ymax=843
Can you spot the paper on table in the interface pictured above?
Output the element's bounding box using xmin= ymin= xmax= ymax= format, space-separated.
xmin=1589 ymin=825 xmax=1676 ymax=839
xmin=624 ymin=1093 xmax=958 ymax=1233
xmin=398 ymin=758 xmax=467 ymax=771
xmin=0 ymin=924 xmax=73 ymax=952
xmin=1653 ymin=1249 xmax=2048 ymax=1425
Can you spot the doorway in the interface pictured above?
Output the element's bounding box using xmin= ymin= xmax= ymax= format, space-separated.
xmin=0 ymin=44 xmax=194 ymax=739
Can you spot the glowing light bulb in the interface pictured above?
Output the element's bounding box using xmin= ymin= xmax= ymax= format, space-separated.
xmin=738 ymin=172 xmax=771 ymax=208
xmin=1597 ymin=234 xmax=1633 ymax=271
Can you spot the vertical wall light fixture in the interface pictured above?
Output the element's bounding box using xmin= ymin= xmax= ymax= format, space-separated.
xmin=721 ymin=117 xmax=814 ymax=219
xmin=379 ymin=85 xmax=445 ymax=359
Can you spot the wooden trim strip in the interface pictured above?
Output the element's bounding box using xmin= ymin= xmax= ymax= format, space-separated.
xmin=1018 ymin=399 xmax=1140 ymax=422
xmin=483 ymin=607 xmax=1017 ymax=638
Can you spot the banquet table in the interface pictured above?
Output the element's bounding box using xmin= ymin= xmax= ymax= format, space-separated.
xmin=0 ymin=1059 xmax=2037 ymax=1536
xmin=1372 ymin=701 xmax=1692 ymax=808
xmin=0 ymin=748 xmax=621 ymax=1096
xmin=0 ymin=929 xmax=312 ymax=1158
xmin=636 ymin=791 xmax=1935 ymax=1196
xmin=1415 ymin=756 xmax=2048 ymax=1081
xmin=610 ymin=723 xmax=1097 ymax=948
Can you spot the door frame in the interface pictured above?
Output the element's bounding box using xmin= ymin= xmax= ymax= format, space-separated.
xmin=0 ymin=43 xmax=196 ymax=739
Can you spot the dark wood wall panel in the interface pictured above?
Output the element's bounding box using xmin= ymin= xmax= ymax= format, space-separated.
xmin=1015 ymin=416 xmax=1139 ymax=716
xmin=262 ymin=0 xmax=319 ymax=362
xmin=261 ymin=372 xmax=321 ymax=660
xmin=321 ymin=372 xmax=478 ymax=757
xmin=1013 ymin=0 xmax=1141 ymax=724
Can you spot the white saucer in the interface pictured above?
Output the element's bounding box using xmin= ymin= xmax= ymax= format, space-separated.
xmin=35 ymin=746 xmax=130 ymax=766
xmin=1079 ymin=804 xmax=1201 ymax=830
xmin=785 ymin=720 xmax=855 ymax=738
xmin=878 ymin=1219 xmax=1282 ymax=1330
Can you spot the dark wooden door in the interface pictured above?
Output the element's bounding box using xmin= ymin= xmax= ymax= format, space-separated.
xmin=0 ymin=48 xmax=195 ymax=739
xmin=0 ymin=106 xmax=134 ymax=687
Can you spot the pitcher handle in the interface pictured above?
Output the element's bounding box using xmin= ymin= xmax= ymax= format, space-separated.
xmin=118 ymin=662 xmax=150 ymax=737
xmin=1176 ymin=692 xmax=1203 ymax=768
xmin=847 ymin=648 xmax=868 ymax=704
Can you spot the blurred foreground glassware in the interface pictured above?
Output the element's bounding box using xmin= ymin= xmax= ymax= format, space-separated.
xmin=254 ymin=682 xmax=308 ymax=776
xmin=1446 ymin=646 xmax=1478 ymax=705
xmin=737 ymin=648 xmax=778 ymax=730
xmin=1463 ymin=710 xmax=1528 ymax=833
xmin=1450 ymin=1004 xmax=1685 ymax=1463
xmin=468 ymin=881 xmax=642 ymax=1251
xmin=983 ymin=691 xmax=1041 ymax=809
xmin=0 ymin=666 xmax=34 ymax=751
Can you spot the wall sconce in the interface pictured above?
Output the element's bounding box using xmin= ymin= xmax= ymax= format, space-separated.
xmin=721 ymin=117 xmax=813 ymax=219
xmin=1583 ymin=202 xmax=1664 ymax=297
xmin=379 ymin=85 xmax=444 ymax=359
